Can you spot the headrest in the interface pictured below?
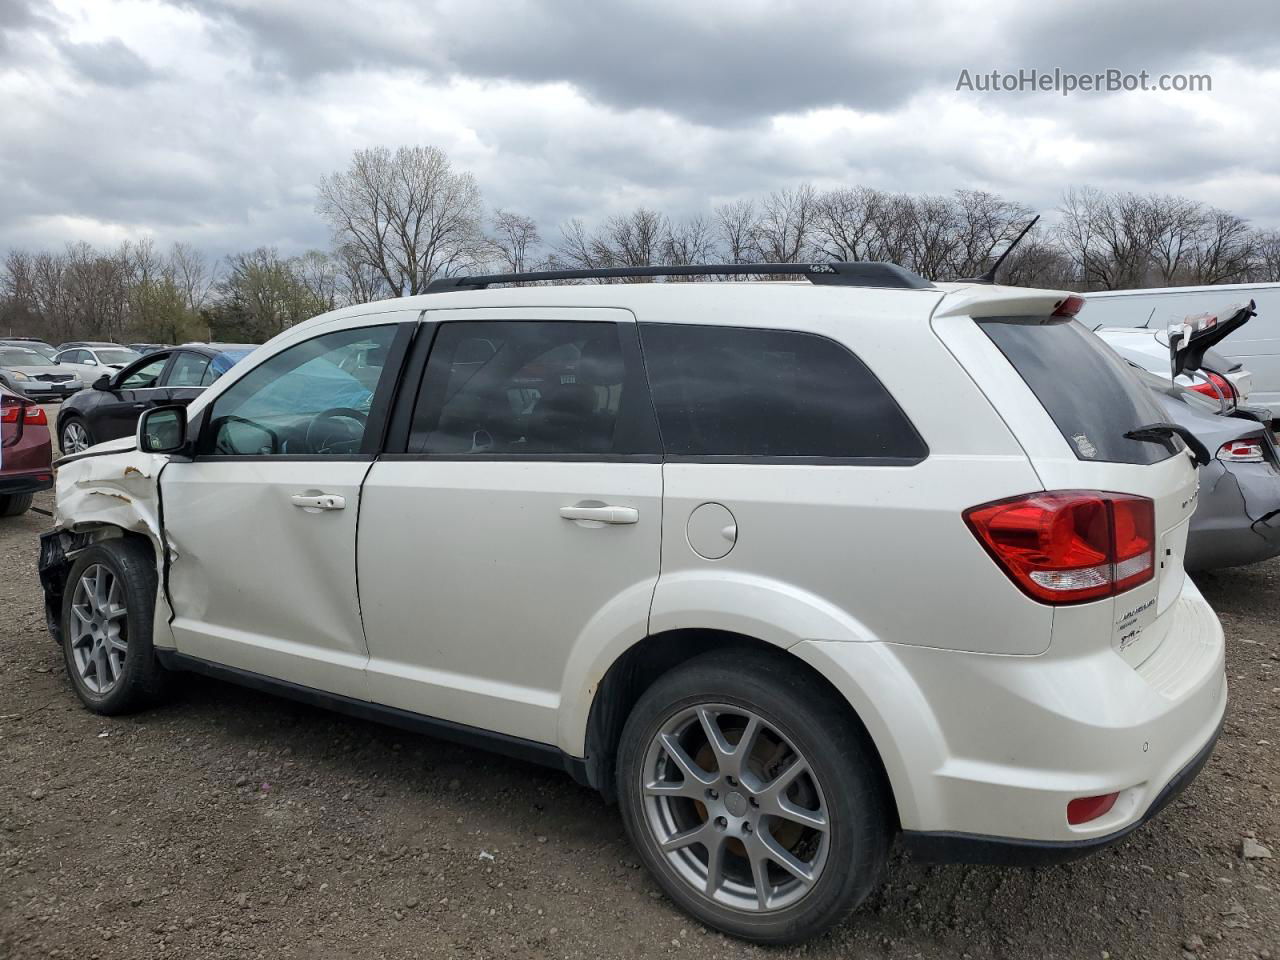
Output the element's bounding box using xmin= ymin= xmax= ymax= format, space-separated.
xmin=575 ymin=338 xmax=623 ymax=386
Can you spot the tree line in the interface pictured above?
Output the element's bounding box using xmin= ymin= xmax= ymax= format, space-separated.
xmin=4 ymin=144 xmax=1279 ymax=345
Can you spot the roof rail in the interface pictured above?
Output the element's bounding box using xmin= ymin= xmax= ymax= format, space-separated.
xmin=425 ymin=261 xmax=933 ymax=293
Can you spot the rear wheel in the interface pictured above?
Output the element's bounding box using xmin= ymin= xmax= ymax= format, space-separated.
xmin=616 ymin=650 xmax=891 ymax=944
xmin=61 ymin=539 xmax=169 ymax=714
xmin=0 ymin=493 xmax=34 ymax=516
xmin=61 ymin=417 xmax=93 ymax=455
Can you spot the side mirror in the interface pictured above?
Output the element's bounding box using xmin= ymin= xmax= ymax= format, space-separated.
xmin=84 ymin=357 xmax=97 ymax=366
xmin=137 ymin=404 xmax=187 ymax=454
xmin=92 ymin=374 xmax=112 ymax=391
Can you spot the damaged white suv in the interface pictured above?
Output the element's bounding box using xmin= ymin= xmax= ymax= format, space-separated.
xmin=40 ymin=262 xmax=1226 ymax=944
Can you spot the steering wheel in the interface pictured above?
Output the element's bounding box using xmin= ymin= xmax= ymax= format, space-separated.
xmin=305 ymin=407 xmax=368 ymax=455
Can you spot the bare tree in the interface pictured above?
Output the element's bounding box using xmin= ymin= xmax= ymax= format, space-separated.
xmin=755 ymin=184 xmax=818 ymax=263
xmin=170 ymin=242 xmax=215 ymax=312
xmin=486 ymin=209 xmax=542 ymax=274
xmin=1252 ymin=229 xmax=1280 ymax=282
xmin=662 ymin=215 xmax=718 ymax=270
xmin=714 ymin=199 xmax=760 ymax=264
xmin=1189 ymin=209 xmax=1254 ymax=284
xmin=317 ymin=145 xmax=485 ymax=296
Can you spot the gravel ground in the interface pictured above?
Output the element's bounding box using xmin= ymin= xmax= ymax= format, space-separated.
xmin=1 ymin=410 xmax=1277 ymax=959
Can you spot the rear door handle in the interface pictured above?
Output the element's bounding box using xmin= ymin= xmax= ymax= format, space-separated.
xmin=291 ymin=494 xmax=346 ymax=511
xmin=559 ymin=504 xmax=639 ymax=525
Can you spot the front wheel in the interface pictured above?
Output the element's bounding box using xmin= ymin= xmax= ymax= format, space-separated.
xmin=61 ymin=538 xmax=169 ymax=714
xmin=616 ymin=650 xmax=891 ymax=944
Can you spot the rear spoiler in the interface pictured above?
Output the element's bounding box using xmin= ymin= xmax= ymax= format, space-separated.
xmin=1169 ymin=300 xmax=1255 ymax=378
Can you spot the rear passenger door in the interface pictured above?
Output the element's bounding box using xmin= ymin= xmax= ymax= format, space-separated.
xmin=357 ymin=309 xmax=662 ymax=746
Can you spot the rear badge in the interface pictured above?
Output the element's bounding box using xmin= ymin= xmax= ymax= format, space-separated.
xmin=1072 ymin=433 xmax=1098 ymax=459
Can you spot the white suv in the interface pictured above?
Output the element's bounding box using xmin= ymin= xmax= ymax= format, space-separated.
xmin=40 ymin=263 xmax=1226 ymax=944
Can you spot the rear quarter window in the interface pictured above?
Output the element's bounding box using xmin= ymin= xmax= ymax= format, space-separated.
xmin=979 ymin=317 xmax=1176 ymax=465
xmin=638 ymin=323 xmax=927 ymax=462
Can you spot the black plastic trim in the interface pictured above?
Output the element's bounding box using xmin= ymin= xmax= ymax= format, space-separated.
xmin=154 ymin=650 xmax=589 ymax=780
xmin=899 ymin=718 xmax=1221 ymax=866
xmin=0 ymin=473 xmax=54 ymax=495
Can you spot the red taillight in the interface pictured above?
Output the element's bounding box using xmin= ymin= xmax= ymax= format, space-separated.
xmin=1 ymin=403 xmax=46 ymax=425
xmin=964 ymin=491 xmax=1155 ymax=605
xmin=1218 ymin=437 xmax=1266 ymax=463
xmin=1052 ymin=294 xmax=1086 ymax=318
xmin=1067 ymin=792 xmax=1119 ymax=825
xmin=1190 ymin=373 xmax=1235 ymax=405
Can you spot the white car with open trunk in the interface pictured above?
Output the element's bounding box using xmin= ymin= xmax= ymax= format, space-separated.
xmin=40 ymin=261 xmax=1226 ymax=943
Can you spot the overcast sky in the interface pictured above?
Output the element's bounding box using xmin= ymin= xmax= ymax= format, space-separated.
xmin=3 ymin=0 xmax=1280 ymax=260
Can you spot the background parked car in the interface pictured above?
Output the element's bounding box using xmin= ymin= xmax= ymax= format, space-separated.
xmin=127 ymin=342 xmax=173 ymax=355
xmin=0 ymin=385 xmax=54 ymax=517
xmin=0 ymin=344 xmax=83 ymax=401
xmin=1134 ymin=366 xmax=1280 ymax=570
xmin=1097 ymin=326 xmax=1253 ymax=411
xmin=1084 ymin=283 xmax=1280 ymax=417
xmin=0 ymin=337 xmax=60 ymax=362
xmin=57 ymin=342 xmax=255 ymax=453
xmin=51 ymin=344 xmax=141 ymax=382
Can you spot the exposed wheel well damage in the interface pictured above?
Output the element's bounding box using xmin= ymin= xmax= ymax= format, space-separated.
xmin=39 ymin=526 xmax=154 ymax=644
xmin=579 ymin=629 xmax=897 ymax=822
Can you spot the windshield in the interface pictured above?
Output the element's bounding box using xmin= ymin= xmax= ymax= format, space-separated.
xmin=95 ymin=349 xmax=141 ymax=365
xmin=0 ymin=348 xmax=45 ymax=366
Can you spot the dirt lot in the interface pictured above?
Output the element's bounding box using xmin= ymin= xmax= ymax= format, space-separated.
xmin=1 ymin=415 xmax=1276 ymax=959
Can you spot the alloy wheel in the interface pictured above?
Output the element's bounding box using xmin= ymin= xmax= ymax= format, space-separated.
xmin=62 ymin=421 xmax=90 ymax=454
xmin=640 ymin=703 xmax=830 ymax=913
xmin=68 ymin=564 xmax=128 ymax=695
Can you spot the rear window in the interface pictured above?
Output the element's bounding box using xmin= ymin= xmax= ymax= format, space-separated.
xmin=978 ymin=317 xmax=1177 ymax=465
xmin=639 ymin=323 xmax=927 ymax=462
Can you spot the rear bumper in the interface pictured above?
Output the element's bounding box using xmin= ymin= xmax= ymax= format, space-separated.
xmin=899 ymin=716 xmax=1221 ymax=865
xmin=794 ymin=576 xmax=1227 ymax=855
xmin=0 ymin=470 xmax=54 ymax=496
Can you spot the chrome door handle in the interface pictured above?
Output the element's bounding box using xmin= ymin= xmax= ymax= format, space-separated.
xmin=291 ymin=493 xmax=346 ymax=511
xmin=559 ymin=504 xmax=639 ymax=525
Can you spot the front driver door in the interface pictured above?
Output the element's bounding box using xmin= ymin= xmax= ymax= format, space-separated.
xmin=100 ymin=352 xmax=173 ymax=440
xmin=161 ymin=320 xmax=409 ymax=698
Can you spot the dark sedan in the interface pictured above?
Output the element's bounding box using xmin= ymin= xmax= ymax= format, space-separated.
xmin=57 ymin=343 xmax=255 ymax=453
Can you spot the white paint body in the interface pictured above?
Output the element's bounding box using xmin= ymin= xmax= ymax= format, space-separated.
xmin=51 ymin=280 xmax=1226 ymax=845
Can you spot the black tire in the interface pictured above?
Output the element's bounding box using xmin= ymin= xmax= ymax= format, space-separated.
xmin=60 ymin=416 xmax=93 ymax=454
xmin=616 ymin=649 xmax=891 ymax=944
xmin=60 ymin=538 xmax=169 ymax=715
xmin=0 ymin=493 xmax=34 ymax=516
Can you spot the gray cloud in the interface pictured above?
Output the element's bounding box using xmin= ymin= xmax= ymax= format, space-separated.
xmin=1 ymin=0 xmax=1279 ymax=263
xmin=58 ymin=36 xmax=155 ymax=87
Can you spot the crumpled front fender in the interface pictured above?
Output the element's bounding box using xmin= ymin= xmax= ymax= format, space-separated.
xmin=40 ymin=446 xmax=177 ymax=648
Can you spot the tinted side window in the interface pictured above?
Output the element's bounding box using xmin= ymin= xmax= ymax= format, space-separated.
xmin=120 ymin=355 xmax=169 ymax=389
xmin=205 ymin=326 xmax=396 ymax=456
xmin=638 ymin=323 xmax=927 ymax=461
xmin=409 ymin=320 xmax=655 ymax=456
xmin=168 ymin=352 xmax=211 ymax=387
